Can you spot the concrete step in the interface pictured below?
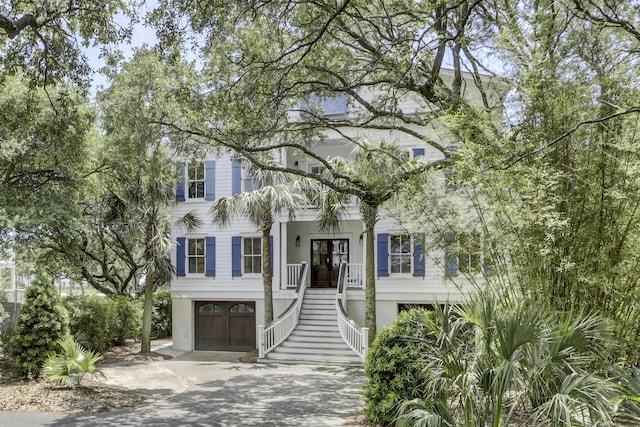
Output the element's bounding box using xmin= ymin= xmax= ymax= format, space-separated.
xmin=287 ymin=333 xmax=342 ymax=342
xmin=278 ymin=341 xmax=350 ymax=350
xmin=298 ymin=319 xmax=338 ymax=326
xmin=300 ymin=308 xmax=336 ymax=315
xmin=302 ymin=302 xmax=334 ymax=307
xmin=299 ymin=313 xmax=336 ymax=321
xmin=303 ymin=294 xmax=335 ymax=301
xmin=269 ymin=345 xmax=355 ymax=356
xmin=264 ymin=351 xmax=362 ymax=364
xmin=295 ymin=324 xmax=340 ymax=333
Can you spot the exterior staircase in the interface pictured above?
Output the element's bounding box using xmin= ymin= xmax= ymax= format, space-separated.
xmin=262 ymin=288 xmax=362 ymax=364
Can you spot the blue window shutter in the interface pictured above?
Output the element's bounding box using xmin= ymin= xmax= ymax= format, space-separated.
xmin=205 ymin=236 xmax=216 ymax=277
xmin=377 ymin=233 xmax=389 ymax=277
xmin=445 ymin=233 xmax=458 ymax=276
xmin=176 ymin=237 xmax=186 ymax=276
xmin=412 ymin=148 xmax=425 ymax=158
xmin=413 ymin=243 xmax=425 ymax=277
xmin=204 ymin=160 xmax=215 ymax=201
xmin=269 ymin=235 xmax=274 ymax=272
xmin=175 ymin=162 xmax=185 ymax=202
xmin=232 ymin=160 xmax=241 ymax=196
xmin=232 ymin=236 xmax=242 ymax=277
xmin=446 ymin=146 xmax=458 ymax=191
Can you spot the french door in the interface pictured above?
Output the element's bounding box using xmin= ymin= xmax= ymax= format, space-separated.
xmin=310 ymin=239 xmax=349 ymax=288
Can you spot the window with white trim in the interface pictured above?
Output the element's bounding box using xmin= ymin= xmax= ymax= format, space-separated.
xmin=188 ymin=238 xmax=205 ymax=274
xmin=243 ymin=237 xmax=262 ymax=274
xmin=458 ymin=232 xmax=482 ymax=274
xmin=390 ymin=234 xmax=412 ymax=274
xmin=187 ymin=162 xmax=205 ymax=199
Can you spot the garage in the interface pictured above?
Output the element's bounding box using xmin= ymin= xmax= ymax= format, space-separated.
xmin=194 ymin=301 xmax=256 ymax=351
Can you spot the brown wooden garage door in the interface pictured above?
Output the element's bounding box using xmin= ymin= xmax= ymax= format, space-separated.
xmin=194 ymin=301 xmax=256 ymax=351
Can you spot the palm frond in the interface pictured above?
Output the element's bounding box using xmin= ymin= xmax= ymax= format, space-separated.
xmin=173 ymin=210 xmax=203 ymax=233
xmin=42 ymin=335 xmax=105 ymax=388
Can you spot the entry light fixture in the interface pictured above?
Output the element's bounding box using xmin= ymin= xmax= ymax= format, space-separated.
xmin=359 ymin=234 xmax=364 ymax=246
xmin=295 ymin=235 xmax=301 ymax=247
xmin=294 ymin=161 xmax=299 ymax=170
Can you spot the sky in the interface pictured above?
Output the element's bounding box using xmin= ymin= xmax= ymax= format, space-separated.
xmin=85 ymin=2 xmax=158 ymax=96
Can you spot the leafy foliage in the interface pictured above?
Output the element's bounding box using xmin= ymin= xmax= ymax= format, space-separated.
xmin=151 ymin=289 xmax=172 ymax=339
xmin=64 ymin=295 xmax=142 ymax=352
xmin=42 ymin=335 xmax=105 ymax=388
xmin=0 ymin=0 xmax=132 ymax=87
xmin=8 ymin=279 xmax=69 ymax=377
xmin=362 ymin=308 xmax=436 ymax=425
xmin=388 ymin=291 xmax=622 ymax=427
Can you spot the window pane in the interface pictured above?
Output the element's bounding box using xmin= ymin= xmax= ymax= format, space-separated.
xmin=401 ymin=256 xmax=412 ymax=273
xmin=199 ymin=304 xmax=222 ymax=313
xmin=230 ymin=303 xmax=255 ymax=313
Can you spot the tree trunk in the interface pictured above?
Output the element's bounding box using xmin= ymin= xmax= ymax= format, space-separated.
xmin=140 ymin=269 xmax=154 ymax=353
xmin=363 ymin=210 xmax=378 ymax=343
xmin=262 ymin=228 xmax=274 ymax=324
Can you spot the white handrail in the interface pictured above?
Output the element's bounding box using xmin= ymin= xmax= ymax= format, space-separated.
xmin=258 ymin=262 xmax=308 ymax=358
xmin=336 ymin=262 xmax=369 ymax=361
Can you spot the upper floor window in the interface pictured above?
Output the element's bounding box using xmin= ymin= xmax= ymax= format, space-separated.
xmin=243 ymin=237 xmax=262 ymax=274
xmin=390 ymin=234 xmax=412 ymax=274
xmin=188 ymin=238 xmax=205 ymax=274
xmin=187 ymin=162 xmax=205 ymax=199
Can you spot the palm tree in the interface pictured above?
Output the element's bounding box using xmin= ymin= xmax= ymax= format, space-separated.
xmin=394 ymin=289 xmax=622 ymax=427
xmin=313 ymin=138 xmax=427 ymax=342
xmin=209 ymin=164 xmax=312 ymax=323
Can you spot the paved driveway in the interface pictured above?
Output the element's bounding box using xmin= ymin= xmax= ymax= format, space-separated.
xmin=0 ymin=355 xmax=366 ymax=427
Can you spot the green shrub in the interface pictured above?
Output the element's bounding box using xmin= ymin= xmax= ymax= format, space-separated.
xmin=151 ymin=289 xmax=172 ymax=338
xmin=42 ymin=335 xmax=105 ymax=388
xmin=64 ymin=295 xmax=142 ymax=352
xmin=9 ymin=280 xmax=69 ymax=378
xmin=362 ymin=308 xmax=436 ymax=425
xmin=110 ymin=295 xmax=142 ymax=346
xmin=64 ymin=295 xmax=115 ymax=352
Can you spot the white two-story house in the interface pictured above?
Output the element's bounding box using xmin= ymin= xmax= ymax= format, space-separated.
xmin=170 ymin=69 xmax=505 ymax=362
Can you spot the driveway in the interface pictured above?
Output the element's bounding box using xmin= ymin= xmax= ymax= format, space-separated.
xmin=0 ymin=351 xmax=366 ymax=427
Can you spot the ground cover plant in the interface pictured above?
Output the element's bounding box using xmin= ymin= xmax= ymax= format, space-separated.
xmin=42 ymin=335 xmax=105 ymax=388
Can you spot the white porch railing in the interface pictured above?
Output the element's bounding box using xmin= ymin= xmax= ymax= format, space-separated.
xmin=285 ymin=263 xmax=303 ymax=289
xmin=258 ymin=262 xmax=308 ymax=358
xmin=336 ymin=262 xmax=369 ymax=362
xmin=287 ymin=262 xmax=363 ymax=289
xmin=346 ymin=263 xmax=363 ymax=288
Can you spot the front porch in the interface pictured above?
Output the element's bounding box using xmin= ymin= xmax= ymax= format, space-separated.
xmin=280 ymin=219 xmax=365 ymax=290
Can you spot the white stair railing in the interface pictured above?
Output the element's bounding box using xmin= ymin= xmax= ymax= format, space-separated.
xmin=346 ymin=263 xmax=364 ymax=288
xmin=336 ymin=262 xmax=369 ymax=361
xmin=285 ymin=263 xmax=303 ymax=289
xmin=258 ymin=262 xmax=308 ymax=358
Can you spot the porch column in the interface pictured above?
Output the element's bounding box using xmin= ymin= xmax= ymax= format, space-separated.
xmin=280 ymin=221 xmax=287 ymax=290
xmin=361 ymin=224 xmax=367 ymax=289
